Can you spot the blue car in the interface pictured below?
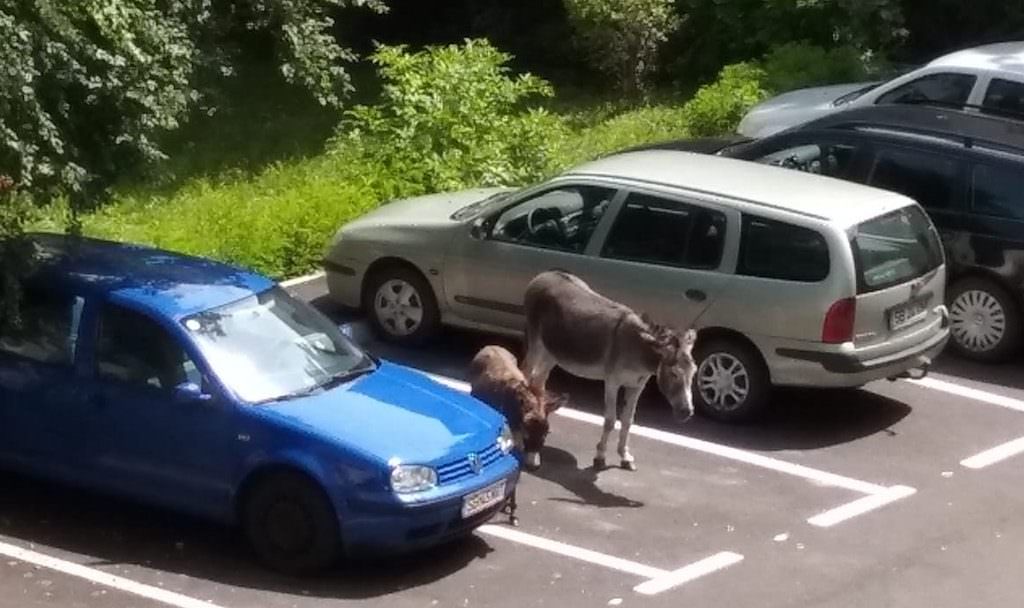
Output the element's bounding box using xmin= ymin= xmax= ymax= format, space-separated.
xmin=0 ymin=233 xmax=519 ymax=574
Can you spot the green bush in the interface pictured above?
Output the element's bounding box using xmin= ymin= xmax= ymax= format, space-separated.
xmin=335 ymin=39 xmax=567 ymax=197
xmin=760 ymin=42 xmax=869 ymax=94
xmin=682 ymin=62 xmax=768 ymax=137
xmin=556 ymin=104 xmax=690 ymax=166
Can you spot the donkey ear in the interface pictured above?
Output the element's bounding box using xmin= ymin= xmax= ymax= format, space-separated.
xmin=545 ymin=392 xmax=568 ymax=414
xmin=680 ymin=328 xmax=698 ymax=354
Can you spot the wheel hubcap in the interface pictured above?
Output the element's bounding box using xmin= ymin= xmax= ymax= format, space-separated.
xmin=374 ymin=279 xmax=424 ymax=336
xmin=950 ymin=289 xmax=1006 ymax=353
xmin=697 ymin=353 xmax=749 ymax=412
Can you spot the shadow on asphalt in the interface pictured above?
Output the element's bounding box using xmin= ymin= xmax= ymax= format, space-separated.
xmin=532 ymin=446 xmax=644 ymax=509
xmin=930 ymin=350 xmax=1024 ymax=392
xmin=0 ymin=472 xmax=493 ymax=600
xmin=358 ymin=327 xmax=914 ymax=453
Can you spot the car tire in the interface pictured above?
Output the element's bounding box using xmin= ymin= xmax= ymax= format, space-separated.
xmin=364 ymin=265 xmax=441 ymax=345
xmin=948 ymin=277 xmax=1022 ymax=363
xmin=693 ymin=337 xmax=771 ymax=423
xmin=242 ymin=472 xmax=341 ymax=576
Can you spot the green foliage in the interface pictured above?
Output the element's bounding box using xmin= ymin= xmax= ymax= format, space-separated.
xmin=760 ymin=42 xmax=869 ymax=93
xmin=336 ymin=39 xmax=565 ymax=197
xmin=682 ymin=63 xmax=769 ymax=137
xmin=555 ymin=105 xmax=689 ymax=167
xmin=563 ymin=0 xmax=681 ymax=96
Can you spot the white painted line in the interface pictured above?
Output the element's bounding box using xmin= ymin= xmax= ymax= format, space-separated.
xmin=807 ymin=485 xmax=917 ymax=528
xmin=427 ymin=372 xmax=885 ymax=495
xmin=961 ymin=436 xmax=1024 ymax=469
xmin=911 ymin=377 xmax=1024 ymax=413
xmin=633 ymin=552 xmax=744 ymax=595
xmin=280 ymin=270 xmax=326 ymax=288
xmin=478 ymin=524 xmax=666 ymax=579
xmin=0 ymin=539 xmax=222 ymax=608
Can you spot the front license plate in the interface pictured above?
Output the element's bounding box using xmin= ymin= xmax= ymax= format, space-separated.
xmin=461 ymin=480 xmax=506 ymax=519
xmin=889 ymin=298 xmax=929 ymax=331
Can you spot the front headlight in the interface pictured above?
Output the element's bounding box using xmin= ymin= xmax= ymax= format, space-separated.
xmin=390 ymin=464 xmax=438 ymax=494
xmin=497 ymin=423 xmax=515 ymax=455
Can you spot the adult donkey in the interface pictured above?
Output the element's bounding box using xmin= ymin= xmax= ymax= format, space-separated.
xmin=522 ymin=270 xmax=698 ymax=471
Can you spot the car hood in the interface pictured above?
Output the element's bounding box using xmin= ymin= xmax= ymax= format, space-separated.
xmin=259 ymin=362 xmax=503 ymax=466
xmin=344 ymin=187 xmax=511 ymax=231
xmin=737 ymin=82 xmax=875 ymax=138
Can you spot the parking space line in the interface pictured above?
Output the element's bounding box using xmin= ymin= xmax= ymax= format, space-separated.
xmin=633 ymin=551 xmax=744 ymax=595
xmin=479 ymin=525 xmax=743 ymax=595
xmin=961 ymin=436 xmax=1024 ymax=469
xmin=478 ymin=525 xmax=666 ymax=578
xmin=0 ymin=539 xmax=221 ymax=608
xmin=807 ymin=485 xmax=917 ymax=528
xmin=280 ymin=270 xmax=325 ymax=288
xmin=911 ymin=377 xmax=1024 ymax=413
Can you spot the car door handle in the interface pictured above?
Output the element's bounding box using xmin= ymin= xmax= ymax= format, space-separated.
xmin=685 ymin=289 xmax=707 ymax=302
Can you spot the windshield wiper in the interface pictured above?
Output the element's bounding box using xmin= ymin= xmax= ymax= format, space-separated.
xmin=258 ymin=357 xmax=377 ymax=404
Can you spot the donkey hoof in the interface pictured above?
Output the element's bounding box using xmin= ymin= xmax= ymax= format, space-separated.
xmin=593 ymin=457 xmax=606 ymax=470
xmin=620 ymin=460 xmax=637 ymax=471
xmin=510 ymin=515 xmax=520 ymax=527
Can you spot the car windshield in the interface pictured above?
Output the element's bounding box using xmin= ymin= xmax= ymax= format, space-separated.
xmin=182 ymin=286 xmax=373 ymax=404
xmin=450 ymin=191 xmax=513 ymax=221
xmin=850 ymin=205 xmax=944 ymax=294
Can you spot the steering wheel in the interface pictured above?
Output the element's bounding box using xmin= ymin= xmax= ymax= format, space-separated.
xmin=526 ymin=207 xmax=567 ymax=242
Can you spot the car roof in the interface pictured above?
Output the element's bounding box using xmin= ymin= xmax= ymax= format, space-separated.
xmin=27 ymin=232 xmax=274 ymax=319
xmin=928 ymin=41 xmax=1024 ymax=73
xmin=564 ymin=150 xmax=916 ymax=226
xmin=798 ymin=104 xmax=1024 ymax=154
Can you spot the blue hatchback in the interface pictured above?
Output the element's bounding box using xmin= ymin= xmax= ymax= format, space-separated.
xmin=0 ymin=234 xmax=519 ymax=573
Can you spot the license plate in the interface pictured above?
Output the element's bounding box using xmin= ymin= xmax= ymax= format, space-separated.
xmin=461 ymin=480 xmax=507 ymax=519
xmin=889 ymin=298 xmax=929 ymax=331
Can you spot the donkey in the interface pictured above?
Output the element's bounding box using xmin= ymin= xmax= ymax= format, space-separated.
xmin=521 ymin=270 xmax=697 ymax=471
xmin=469 ymin=345 xmax=567 ymax=471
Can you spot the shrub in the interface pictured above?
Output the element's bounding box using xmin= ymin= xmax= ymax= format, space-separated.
xmin=556 ymin=105 xmax=689 ymax=167
xmin=760 ymin=42 xmax=869 ymax=94
xmin=562 ymin=0 xmax=681 ymax=96
xmin=682 ymin=63 xmax=769 ymax=137
xmin=335 ymin=39 xmax=567 ymax=197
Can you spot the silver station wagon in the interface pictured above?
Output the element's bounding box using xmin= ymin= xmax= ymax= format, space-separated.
xmin=324 ymin=151 xmax=950 ymax=421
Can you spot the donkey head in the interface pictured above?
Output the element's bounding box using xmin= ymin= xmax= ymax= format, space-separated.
xmin=642 ymin=315 xmax=698 ymax=423
xmin=519 ymin=386 xmax=568 ymax=470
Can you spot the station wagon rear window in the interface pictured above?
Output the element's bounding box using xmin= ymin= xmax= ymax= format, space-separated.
xmin=738 ymin=215 xmax=829 ymax=282
xmin=850 ymin=205 xmax=943 ymax=294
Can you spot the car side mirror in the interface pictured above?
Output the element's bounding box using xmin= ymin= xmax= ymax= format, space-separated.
xmin=469 ymin=217 xmax=489 ymax=240
xmin=173 ymin=381 xmax=213 ymax=404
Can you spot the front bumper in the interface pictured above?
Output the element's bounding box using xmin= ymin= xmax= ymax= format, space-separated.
xmin=340 ymin=461 xmax=520 ymax=556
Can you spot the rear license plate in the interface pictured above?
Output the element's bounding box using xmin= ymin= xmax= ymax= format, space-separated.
xmin=461 ymin=480 xmax=506 ymax=519
xmin=889 ymin=297 xmax=929 ymax=331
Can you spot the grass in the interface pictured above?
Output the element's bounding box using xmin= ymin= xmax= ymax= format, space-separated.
xmin=34 ymin=65 xmax=695 ymax=280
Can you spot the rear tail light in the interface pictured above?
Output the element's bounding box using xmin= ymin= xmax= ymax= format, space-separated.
xmin=822 ymin=297 xmax=856 ymax=344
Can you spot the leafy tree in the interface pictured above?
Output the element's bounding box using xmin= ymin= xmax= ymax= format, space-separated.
xmin=562 ymin=0 xmax=681 ymax=96
xmin=0 ymin=0 xmax=385 ymax=321
xmin=336 ymin=39 xmax=564 ymax=196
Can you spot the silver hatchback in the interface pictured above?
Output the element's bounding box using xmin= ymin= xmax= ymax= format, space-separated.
xmin=323 ymin=151 xmax=950 ymax=421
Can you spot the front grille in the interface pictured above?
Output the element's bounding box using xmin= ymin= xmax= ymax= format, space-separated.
xmin=436 ymin=443 xmax=503 ymax=485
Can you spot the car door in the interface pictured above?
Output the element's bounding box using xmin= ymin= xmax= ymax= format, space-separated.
xmin=570 ymin=189 xmax=738 ymax=330
xmin=965 ymin=160 xmax=1024 ymax=292
xmin=444 ymin=182 xmax=622 ymax=330
xmin=862 ymin=144 xmax=969 ymax=270
xmin=0 ymin=285 xmax=89 ymax=476
xmin=83 ymin=300 xmax=237 ymax=518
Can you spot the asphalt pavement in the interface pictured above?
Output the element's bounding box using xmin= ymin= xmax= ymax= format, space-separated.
xmin=2 ymin=273 xmax=1024 ymax=608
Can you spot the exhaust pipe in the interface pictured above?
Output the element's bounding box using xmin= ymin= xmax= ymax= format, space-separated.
xmin=887 ymin=355 xmax=931 ymax=382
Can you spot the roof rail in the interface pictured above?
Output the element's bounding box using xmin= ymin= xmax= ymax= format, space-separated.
xmin=898 ymin=98 xmax=1024 ymax=122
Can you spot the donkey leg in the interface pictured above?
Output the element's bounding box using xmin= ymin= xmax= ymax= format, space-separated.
xmin=594 ymin=383 xmax=619 ymax=469
xmin=617 ymin=384 xmax=645 ymax=471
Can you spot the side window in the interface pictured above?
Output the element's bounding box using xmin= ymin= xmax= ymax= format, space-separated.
xmin=96 ymin=304 xmax=202 ymax=391
xmin=982 ymin=78 xmax=1024 ymax=117
xmin=972 ymin=164 xmax=1024 ymax=221
xmin=0 ymin=288 xmax=83 ymax=366
xmin=868 ymin=148 xmax=963 ymax=212
xmin=602 ymin=193 xmax=727 ymax=269
xmin=753 ymin=140 xmax=863 ymax=180
xmin=738 ymin=215 xmax=829 ymax=282
xmin=875 ymin=73 xmax=977 ymax=106
xmin=491 ymin=185 xmax=616 ymax=253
